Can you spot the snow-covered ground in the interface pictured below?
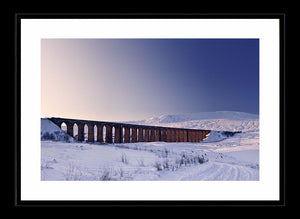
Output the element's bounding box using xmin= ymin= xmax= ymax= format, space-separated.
xmin=41 ymin=111 xmax=259 ymax=181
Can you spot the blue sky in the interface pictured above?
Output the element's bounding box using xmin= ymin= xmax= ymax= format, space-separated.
xmin=41 ymin=39 xmax=259 ymax=121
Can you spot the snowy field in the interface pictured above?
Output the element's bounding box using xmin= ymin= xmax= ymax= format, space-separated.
xmin=41 ymin=111 xmax=259 ymax=181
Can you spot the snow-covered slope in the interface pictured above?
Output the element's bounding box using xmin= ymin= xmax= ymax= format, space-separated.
xmin=144 ymin=111 xmax=258 ymax=123
xmin=41 ymin=118 xmax=75 ymax=142
xmin=129 ymin=111 xmax=259 ymax=132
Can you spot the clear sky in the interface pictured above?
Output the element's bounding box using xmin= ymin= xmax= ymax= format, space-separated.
xmin=41 ymin=39 xmax=259 ymax=121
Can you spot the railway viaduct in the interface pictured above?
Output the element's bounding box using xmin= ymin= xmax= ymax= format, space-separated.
xmin=49 ymin=117 xmax=211 ymax=144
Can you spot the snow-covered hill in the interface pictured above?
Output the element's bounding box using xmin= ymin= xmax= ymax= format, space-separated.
xmin=144 ymin=111 xmax=258 ymax=123
xmin=41 ymin=118 xmax=75 ymax=142
xmin=128 ymin=111 xmax=259 ymax=132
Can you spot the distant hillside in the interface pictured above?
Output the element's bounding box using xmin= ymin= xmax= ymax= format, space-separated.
xmin=127 ymin=111 xmax=259 ymax=132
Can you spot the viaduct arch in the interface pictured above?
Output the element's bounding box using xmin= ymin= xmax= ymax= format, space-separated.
xmin=49 ymin=117 xmax=211 ymax=144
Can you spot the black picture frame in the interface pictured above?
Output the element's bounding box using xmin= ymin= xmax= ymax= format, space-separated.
xmin=13 ymin=12 xmax=286 ymax=207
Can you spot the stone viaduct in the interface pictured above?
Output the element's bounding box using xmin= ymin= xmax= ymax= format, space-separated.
xmin=49 ymin=117 xmax=211 ymax=144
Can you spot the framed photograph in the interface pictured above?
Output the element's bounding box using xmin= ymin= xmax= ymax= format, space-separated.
xmin=15 ymin=13 xmax=285 ymax=206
